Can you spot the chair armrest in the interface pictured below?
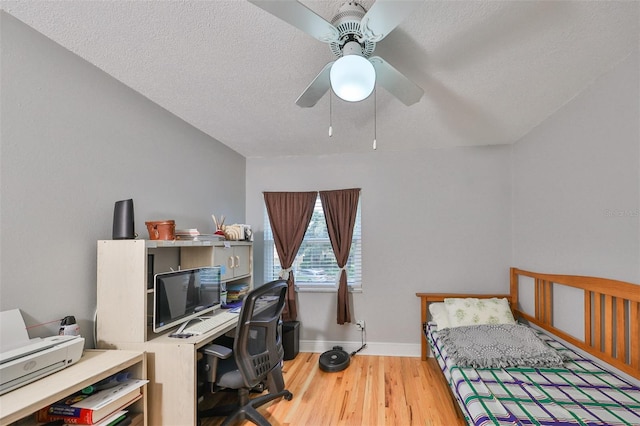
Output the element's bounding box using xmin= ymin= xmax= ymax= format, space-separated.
xmin=203 ymin=343 xmax=232 ymax=359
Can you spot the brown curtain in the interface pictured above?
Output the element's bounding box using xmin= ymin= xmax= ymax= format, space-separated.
xmin=319 ymin=188 xmax=361 ymax=324
xmin=263 ymin=191 xmax=317 ymax=321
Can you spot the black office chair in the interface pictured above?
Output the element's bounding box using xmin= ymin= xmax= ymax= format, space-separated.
xmin=199 ymin=280 xmax=293 ymax=426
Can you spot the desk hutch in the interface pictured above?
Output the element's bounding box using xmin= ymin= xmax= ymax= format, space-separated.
xmin=96 ymin=239 xmax=252 ymax=425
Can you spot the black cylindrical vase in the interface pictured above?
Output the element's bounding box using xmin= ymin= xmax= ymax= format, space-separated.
xmin=112 ymin=199 xmax=135 ymax=239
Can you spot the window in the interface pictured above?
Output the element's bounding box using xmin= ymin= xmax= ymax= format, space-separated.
xmin=264 ymin=195 xmax=362 ymax=292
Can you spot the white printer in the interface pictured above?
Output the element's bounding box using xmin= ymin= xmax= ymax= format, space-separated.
xmin=0 ymin=309 xmax=84 ymax=395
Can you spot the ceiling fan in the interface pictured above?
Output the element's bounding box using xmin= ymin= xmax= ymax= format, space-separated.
xmin=248 ymin=0 xmax=425 ymax=107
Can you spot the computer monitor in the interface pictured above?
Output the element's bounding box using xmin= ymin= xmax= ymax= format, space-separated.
xmin=152 ymin=266 xmax=221 ymax=333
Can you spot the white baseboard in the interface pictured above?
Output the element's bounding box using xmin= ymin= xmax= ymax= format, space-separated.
xmin=299 ymin=340 xmax=421 ymax=358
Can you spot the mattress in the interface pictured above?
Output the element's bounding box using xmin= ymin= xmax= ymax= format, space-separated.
xmin=425 ymin=322 xmax=640 ymax=426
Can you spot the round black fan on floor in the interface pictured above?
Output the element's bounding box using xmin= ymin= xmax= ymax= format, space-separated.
xmin=319 ymin=346 xmax=351 ymax=372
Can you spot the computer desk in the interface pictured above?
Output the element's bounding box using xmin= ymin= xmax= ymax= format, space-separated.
xmin=109 ymin=310 xmax=239 ymax=426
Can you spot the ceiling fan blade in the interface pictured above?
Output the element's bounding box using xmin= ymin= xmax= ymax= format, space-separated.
xmin=370 ymin=56 xmax=423 ymax=106
xmin=295 ymin=61 xmax=334 ymax=108
xmin=248 ymin=0 xmax=339 ymax=43
xmin=359 ymin=0 xmax=424 ymax=42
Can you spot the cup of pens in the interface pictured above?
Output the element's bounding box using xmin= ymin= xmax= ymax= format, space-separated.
xmin=212 ymin=214 xmax=225 ymax=236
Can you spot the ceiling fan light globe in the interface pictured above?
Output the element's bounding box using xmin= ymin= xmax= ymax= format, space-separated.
xmin=330 ymin=55 xmax=375 ymax=102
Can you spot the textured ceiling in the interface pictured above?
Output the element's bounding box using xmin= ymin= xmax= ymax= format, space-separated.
xmin=2 ymin=1 xmax=638 ymax=158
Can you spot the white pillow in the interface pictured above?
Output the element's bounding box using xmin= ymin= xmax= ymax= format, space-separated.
xmin=428 ymin=303 xmax=451 ymax=330
xmin=444 ymin=297 xmax=516 ymax=328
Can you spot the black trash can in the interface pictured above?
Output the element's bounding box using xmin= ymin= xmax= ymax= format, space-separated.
xmin=282 ymin=321 xmax=300 ymax=361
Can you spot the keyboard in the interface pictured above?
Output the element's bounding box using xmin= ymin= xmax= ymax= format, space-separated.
xmin=182 ymin=311 xmax=238 ymax=335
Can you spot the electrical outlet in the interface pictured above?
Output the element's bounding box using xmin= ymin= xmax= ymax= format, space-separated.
xmin=356 ymin=320 xmax=365 ymax=331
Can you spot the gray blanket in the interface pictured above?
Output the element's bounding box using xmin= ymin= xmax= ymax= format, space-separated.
xmin=437 ymin=323 xmax=567 ymax=368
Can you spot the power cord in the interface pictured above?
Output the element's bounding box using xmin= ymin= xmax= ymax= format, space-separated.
xmin=350 ymin=325 xmax=367 ymax=357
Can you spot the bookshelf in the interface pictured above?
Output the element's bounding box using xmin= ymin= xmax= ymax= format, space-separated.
xmin=0 ymin=349 xmax=146 ymax=425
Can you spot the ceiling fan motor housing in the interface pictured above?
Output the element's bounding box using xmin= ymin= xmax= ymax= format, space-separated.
xmin=246 ymin=0 xmax=425 ymax=107
xmin=330 ymin=1 xmax=375 ymax=58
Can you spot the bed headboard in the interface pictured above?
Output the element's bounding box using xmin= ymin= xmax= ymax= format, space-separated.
xmin=416 ymin=267 xmax=640 ymax=380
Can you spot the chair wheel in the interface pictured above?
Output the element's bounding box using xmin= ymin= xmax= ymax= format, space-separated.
xmin=284 ymin=392 xmax=293 ymax=401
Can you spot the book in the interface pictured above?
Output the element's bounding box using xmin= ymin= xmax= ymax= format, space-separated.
xmin=36 ymin=379 xmax=147 ymax=425
xmin=226 ymin=283 xmax=249 ymax=301
xmin=92 ymin=410 xmax=127 ymax=426
xmin=47 ymin=411 xmax=130 ymax=426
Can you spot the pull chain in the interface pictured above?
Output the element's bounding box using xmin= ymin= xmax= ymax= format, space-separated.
xmin=329 ymin=90 xmax=333 ymax=137
xmin=373 ymin=88 xmax=377 ymax=150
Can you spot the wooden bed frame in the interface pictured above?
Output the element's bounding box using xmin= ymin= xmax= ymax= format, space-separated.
xmin=416 ymin=267 xmax=640 ymax=381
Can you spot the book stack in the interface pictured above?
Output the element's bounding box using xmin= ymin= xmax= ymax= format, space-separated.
xmin=35 ymin=375 xmax=147 ymax=426
xmin=175 ymin=228 xmax=199 ymax=240
xmin=226 ymin=283 xmax=250 ymax=302
xmin=175 ymin=229 xmax=223 ymax=241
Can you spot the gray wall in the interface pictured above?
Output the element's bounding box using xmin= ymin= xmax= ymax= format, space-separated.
xmin=0 ymin=12 xmax=246 ymax=344
xmin=247 ymin=147 xmax=512 ymax=355
xmin=513 ymin=50 xmax=639 ymax=284
xmin=512 ymin=50 xmax=639 ymax=340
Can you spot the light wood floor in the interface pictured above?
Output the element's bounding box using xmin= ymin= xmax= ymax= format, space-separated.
xmin=200 ymin=353 xmax=465 ymax=426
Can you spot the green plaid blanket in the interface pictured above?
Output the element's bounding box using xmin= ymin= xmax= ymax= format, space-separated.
xmin=426 ymin=323 xmax=640 ymax=425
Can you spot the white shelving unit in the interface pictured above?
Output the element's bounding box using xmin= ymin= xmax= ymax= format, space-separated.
xmin=0 ymin=349 xmax=147 ymax=425
xmin=96 ymin=239 xmax=252 ymax=425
